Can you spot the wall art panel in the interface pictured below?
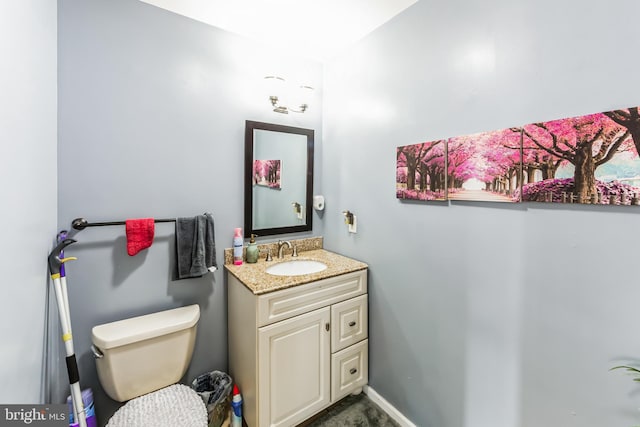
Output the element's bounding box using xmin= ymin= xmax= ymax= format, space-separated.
xmin=396 ymin=140 xmax=447 ymax=201
xmin=521 ymin=107 xmax=640 ymax=205
xmin=253 ymin=159 xmax=282 ymax=190
xmin=446 ymin=128 xmax=522 ymax=203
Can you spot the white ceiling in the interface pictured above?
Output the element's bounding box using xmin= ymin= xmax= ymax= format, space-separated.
xmin=139 ymin=0 xmax=417 ymax=61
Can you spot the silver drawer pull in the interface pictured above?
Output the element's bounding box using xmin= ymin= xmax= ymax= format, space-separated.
xmin=348 ymin=321 xmax=356 ymax=327
xmin=350 ymin=368 xmax=357 ymax=375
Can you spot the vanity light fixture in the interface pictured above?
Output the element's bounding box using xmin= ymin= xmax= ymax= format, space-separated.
xmin=264 ymin=76 xmax=314 ymax=114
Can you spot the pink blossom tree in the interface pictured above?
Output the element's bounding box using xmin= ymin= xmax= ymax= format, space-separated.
xmin=522 ymin=113 xmax=632 ymax=202
xmin=397 ymin=140 xmax=446 ymax=200
xmin=417 ymin=141 xmax=446 ymax=192
xmin=253 ymin=160 xmax=281 ymax=188
xmin=397 ymin=141 xmax=444 ymax=190
xmin=448 ymin=129 xmax=522 ymax=197
xmin=265 ymin=160 xmax=280 ymax=184
xmin=446 ymin=135 xmax=475 ymax=190
xmin=483 ymin=128 xmax=523 ymax=194
xmin=604 ymin=106 xmax=640 ymax=155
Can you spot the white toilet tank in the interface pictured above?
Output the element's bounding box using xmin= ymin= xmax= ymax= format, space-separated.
xmin=91 ymin=304 xmax=200 ymax=402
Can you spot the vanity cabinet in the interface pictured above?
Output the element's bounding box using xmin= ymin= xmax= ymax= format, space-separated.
xmin=228 ymin=269 xmax=368 ymax=427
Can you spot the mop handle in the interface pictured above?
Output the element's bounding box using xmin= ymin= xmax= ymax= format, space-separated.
xmin=47 ymin=238 xmax=77 ymax=345
xmin=51 ymin=275 xmax=87 ymax=427
xmin=48 ymin=238 xmax=77 ymax=278
xmin=48 ymin=239 xmax=87 ymax=427
xmin=57 ymin=231 xmax=68 ymax=278
xmin=56 ymin=232 xmax=73 ymax=334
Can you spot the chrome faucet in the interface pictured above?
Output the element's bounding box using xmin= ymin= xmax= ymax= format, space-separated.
xmin=277 ymin=240 xmax=292 ymax=258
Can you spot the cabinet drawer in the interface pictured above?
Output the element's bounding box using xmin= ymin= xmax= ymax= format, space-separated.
xmin=331 ymin=339 xmax=368 ymax=402
xmin=331 ymin=295 xmax=368 ymax=352
xmin=257 ymin=270 xmax=367 ymax=327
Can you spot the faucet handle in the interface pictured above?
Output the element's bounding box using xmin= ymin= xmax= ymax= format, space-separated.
xmin=265 ymin=248 xmax=273 ymax=262
xmin=292 ymin=244 xmax=298 ymax=257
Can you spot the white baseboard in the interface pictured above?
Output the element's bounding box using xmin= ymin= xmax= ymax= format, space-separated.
xmin=363 ymin=385 xmax=417 ymax=427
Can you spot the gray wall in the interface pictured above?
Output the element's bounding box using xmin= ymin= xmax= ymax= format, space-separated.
xmin=57 ymin=0 xmax=322 ymax=424
xmin=0 ymin=0 xmax=57 ymax=403
xmin=323 ymin=0 xmax=640 ymax=426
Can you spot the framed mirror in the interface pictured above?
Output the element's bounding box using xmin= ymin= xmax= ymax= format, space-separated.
xmin=245 ymin=120 xmax=314 ymax=237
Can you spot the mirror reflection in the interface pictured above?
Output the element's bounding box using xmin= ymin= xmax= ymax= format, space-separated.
xmin=245 ymin=121 xmax=314 ymax=237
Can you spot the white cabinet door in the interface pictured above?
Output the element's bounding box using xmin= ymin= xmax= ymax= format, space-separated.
xmin=258 ymin=307 xmax=331 ymax=427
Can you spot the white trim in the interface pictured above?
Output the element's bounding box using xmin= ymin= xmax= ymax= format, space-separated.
xmin=363 ymin=385 xmax=417 ymax=427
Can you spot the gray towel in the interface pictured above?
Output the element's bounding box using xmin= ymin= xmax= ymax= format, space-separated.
xmin=175 ymin=213 xmax=217 ymax=280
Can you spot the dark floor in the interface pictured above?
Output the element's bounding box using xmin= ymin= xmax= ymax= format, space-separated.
xmin=298 ymin=393 xmax=400 ymax=427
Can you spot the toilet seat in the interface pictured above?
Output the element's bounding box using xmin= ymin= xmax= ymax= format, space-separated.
xmin=106 ymin=384 xmax=207 ymax=427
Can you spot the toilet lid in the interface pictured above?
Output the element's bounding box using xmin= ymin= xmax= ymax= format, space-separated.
xmin=106 ymin=384 xmax=208 ymax=427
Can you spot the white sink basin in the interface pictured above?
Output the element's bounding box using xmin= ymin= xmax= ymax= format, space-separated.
xmin=265 ymin=260 xmax=328 ymax=276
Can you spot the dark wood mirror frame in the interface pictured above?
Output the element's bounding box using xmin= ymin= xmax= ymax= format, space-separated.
xmin=244 ymin=120 xmax=314 ymax=237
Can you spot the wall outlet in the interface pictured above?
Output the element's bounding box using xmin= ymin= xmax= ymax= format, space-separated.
xmin=348 ymin=215 xmax=357 ymax=233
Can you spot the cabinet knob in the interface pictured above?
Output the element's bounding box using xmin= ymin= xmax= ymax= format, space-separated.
xmin=325 ymin=323 xmax=330 ymax=332
xmin=350 ymin=368 xmax=358 ymax=375
xmin=348 ymin=321 xmax=356 ymax=327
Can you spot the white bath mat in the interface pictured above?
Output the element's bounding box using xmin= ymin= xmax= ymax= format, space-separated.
xmin=106 ymin=383 xmax=207 ymax=427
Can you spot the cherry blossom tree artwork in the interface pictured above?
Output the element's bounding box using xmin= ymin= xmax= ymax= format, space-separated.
xmin=447 ymin=128 xmax=523 ymax=202
xmin=396 ymin=140 xmax=447 ymax=201
xmin=253 ymin=159 xmax=281 ymax=190
xmin=520 ymin=107 xmax=640 ymax=205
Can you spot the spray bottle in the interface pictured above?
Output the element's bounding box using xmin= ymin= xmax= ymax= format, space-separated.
xmin=231 ymin=384 xmax=243 ymax=427
xmin=233 ymin=228 xmax=243 ymax=265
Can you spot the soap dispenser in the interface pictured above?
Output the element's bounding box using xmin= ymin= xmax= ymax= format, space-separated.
xmin=246 ymin=234 xmax=259 ymax=263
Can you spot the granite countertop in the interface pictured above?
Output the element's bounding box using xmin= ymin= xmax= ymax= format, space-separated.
xmin=225 ymin=249 xmax=368 ymax=295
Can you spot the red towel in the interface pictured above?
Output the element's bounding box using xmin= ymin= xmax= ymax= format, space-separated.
xmin=125 ymin=218 xmax=155 ymax=256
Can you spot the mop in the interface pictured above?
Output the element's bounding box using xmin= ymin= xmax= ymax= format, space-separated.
xmin=48 ymin=237 xmax=87 ymax=427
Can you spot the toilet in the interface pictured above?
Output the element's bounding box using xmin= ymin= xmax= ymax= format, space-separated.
xmin=91 ymin=304 xmax=208 ymax=427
